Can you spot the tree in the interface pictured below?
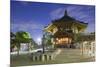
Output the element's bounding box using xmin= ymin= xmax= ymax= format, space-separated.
xmin=42 ymin=32 xmax=53 ymax=53
xmin=15 ymin=31 xmax=31 ymax=55
xmin=10 ymin=32 xmax=16 ymax=52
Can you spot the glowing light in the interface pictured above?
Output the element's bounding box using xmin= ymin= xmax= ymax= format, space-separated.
xmin=56 ymin=38 xmax=58 ymax=40
xmin=37 ymin=38 xmax=41 ymax=45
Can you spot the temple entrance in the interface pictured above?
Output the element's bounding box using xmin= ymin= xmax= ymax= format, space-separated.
xmin=55 ymin=37 xmax=72 ymax=44
xmin=52 ymin=37 xmax=73 ymax=48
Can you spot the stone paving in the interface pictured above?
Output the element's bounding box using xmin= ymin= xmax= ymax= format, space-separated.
xmin=11 ymin=48 xmax=95 ymax=67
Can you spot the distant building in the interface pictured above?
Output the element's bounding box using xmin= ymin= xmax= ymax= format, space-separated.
xmin=19 ymin=38 xmax=37 ymax=51
xmin=44 ymin=10 xmax=88 ymax=48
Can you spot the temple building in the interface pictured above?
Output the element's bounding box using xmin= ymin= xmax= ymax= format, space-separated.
xmin=44 ymin=10 xmax=88 ymax=48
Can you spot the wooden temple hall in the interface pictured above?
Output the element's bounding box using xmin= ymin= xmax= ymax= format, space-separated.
xmin=44 ymin=10 xmax=88 ymax=48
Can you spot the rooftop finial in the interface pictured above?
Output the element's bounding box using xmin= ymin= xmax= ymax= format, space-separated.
xmin=64 ymin=10 xmax=68 ymax=16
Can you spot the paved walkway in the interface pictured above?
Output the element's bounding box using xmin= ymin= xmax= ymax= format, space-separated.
xmin=54 ymin=48 xmax=95 ymax=63
xmin=11 ymin=49 xmax=95 ymax=66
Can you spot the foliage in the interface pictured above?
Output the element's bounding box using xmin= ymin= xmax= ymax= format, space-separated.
xmin=10 ymin=32 xmax=16 ymax=52
xmin=15 ymin=31 xmax=31 ymax=43
xmin=10 ymin=31 xmax=32 ymax=53
xmin=73 ymin=33 xmax=83 ymax=43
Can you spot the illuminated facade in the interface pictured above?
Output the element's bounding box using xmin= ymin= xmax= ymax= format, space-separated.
xmin=44 ymin=10 xmax=88 ymax=48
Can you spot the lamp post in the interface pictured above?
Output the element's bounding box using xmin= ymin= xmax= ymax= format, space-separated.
xmin=42 ymin=34 xmax=45 ymax=53
xmin=37 ymin=38 xmax=45 ymax=53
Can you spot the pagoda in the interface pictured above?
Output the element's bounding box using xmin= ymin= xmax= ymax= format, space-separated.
xmin=44 ymin=10 xmax=88 ymax=48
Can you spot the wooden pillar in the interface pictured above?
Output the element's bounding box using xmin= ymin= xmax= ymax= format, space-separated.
xmin=67 ymin=38 xmax=69 ymax=44
xmin=82 ymin=42 xmax=84 ymax=56
xmin=67 ymin=38 xmax=69 ymax=48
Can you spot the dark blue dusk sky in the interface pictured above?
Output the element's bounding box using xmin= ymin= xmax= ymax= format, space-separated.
xmin=11 ymin=1 xmax=95 ymax=44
